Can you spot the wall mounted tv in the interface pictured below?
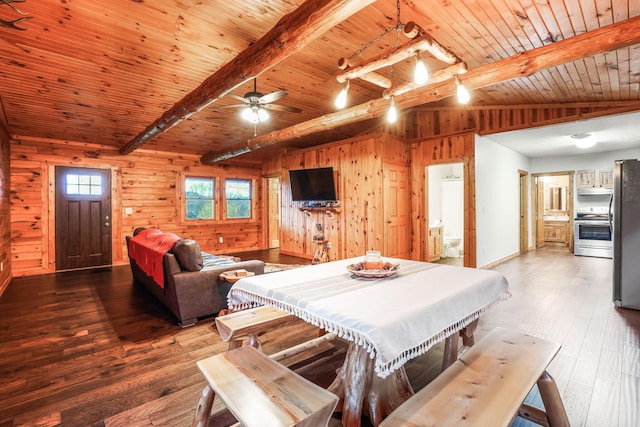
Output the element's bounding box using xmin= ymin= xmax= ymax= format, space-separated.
xmin=289 ymin=167 xmax=338 ymax=204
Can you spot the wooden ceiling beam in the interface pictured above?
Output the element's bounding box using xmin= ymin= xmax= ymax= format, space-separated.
xmin=200 ymin=15 xmax=640 ymax=164
xmin=336 ymin=29 xmax=460 ymax=85
xmin=118 ymin=0 xmax=378 ymax=155
xmin=383 ymin=62 xmax=468 ymax=99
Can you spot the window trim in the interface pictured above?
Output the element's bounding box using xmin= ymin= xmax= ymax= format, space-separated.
xmin=224 ymin=178 xmax=253 ymax=220
xmin=178 ymin=173 xmax=257 ymax=224
xmin=183 ymin=175 xmax=217 ymax=221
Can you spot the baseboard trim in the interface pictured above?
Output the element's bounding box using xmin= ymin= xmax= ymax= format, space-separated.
xmin=479 ymin=252 xmax=520 ymax=270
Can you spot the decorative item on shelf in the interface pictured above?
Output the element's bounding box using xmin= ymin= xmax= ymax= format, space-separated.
xmin=312 ymin=224 xmax=329 ymax=265
xmin=0 ymin=0 xmax=32 ymax=30
xmin=312 ymin=223 xmax=325 ymax=242
xmin=333 ymin=0 xmax=469 ymax=121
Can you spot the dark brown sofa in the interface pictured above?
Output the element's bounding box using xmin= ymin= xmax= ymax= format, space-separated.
xmin=126 ymin=233 xmax=264 ymax=327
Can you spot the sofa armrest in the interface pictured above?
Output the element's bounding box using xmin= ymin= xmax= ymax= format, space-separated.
xmin=168 ymin=260 xmax=265 ymax=323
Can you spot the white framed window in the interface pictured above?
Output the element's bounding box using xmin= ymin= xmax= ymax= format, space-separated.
xmin=225 ymin=179 xmax=252 ymax=219
xmin=184 ymin=177 xmax=215 ymax=220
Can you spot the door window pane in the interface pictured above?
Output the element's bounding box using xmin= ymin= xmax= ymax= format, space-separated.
xmin=66 ymin=174 xmax=102 ymax=196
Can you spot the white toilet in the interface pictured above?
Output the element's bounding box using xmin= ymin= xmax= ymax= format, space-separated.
xmin=443 ymin=236 xmax=462 ymax=258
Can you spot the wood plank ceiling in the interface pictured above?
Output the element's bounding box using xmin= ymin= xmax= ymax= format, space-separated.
xmin=0 ymin=0 xmax=638 ymax=163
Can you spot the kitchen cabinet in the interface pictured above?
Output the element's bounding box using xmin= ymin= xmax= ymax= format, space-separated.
xmin=577 ymin=169 xmax=613 ymax=194
xmin=428 ymin=226 xmax=443 ymax=261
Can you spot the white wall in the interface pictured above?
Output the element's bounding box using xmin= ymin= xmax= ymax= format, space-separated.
xmin=475 ymin=135 xmax=531 ymax=267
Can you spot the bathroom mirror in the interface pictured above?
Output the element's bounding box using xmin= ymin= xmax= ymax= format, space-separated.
xmin=546 ymin=186 xmax=567 ymax=212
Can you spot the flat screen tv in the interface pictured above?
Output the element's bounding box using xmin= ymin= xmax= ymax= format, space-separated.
xmin=289 ymin=167 xmax=337 ymax=203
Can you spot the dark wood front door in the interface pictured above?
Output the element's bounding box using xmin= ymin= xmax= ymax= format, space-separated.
xmin=55 ymin=166 xmax=112 ymax=271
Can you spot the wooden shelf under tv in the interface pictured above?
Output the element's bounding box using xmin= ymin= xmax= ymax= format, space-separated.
xmin=299 ymin=206 xmax=341 ymax=219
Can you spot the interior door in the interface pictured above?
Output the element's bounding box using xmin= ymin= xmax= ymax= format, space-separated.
xmin=55 ymin=166 xmax=112 ymax=271
xmin=267 ymin=177 xmax=280 ymax=248
xmin=383 ymin=162 xmax=411 ymax=259
xmin=519 ymin=170 xmax=528 ymax=253
xmin=535 ymin=176 xmax=545 ymax=248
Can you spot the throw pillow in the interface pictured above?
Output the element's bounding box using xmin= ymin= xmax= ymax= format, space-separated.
xmin=172 ymin=239 xmax=204 ymax=271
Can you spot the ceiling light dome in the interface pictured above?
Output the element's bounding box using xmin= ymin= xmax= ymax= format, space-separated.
xmin=571 ymin=133 xmax=596 ymax=149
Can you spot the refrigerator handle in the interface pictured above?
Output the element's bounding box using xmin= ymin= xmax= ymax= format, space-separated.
xmin=608 ymin=192 xmax=613 ymax=232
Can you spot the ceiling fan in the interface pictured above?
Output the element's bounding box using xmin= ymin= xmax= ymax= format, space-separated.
xmin=213 ymin=78 xmax=302 ymax=135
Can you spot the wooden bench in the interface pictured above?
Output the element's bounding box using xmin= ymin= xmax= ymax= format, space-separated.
xmin=215 ymin=305 xmax=300 ymax=350
xmin=192 ymin=345 xmax=339 ymax=427
xmin=379 ymin=327 xmax=570 ymax=427
xmin=215 ymin=305 xmax=337 ymax=362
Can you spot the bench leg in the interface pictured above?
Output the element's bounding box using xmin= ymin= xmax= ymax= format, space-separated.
xmin=442 ymin=319 xmax=479 ymax=371
xmin=537 ymin=370 xmax=570 ymax=427
xmin=192 ymin=385 xmax=215 ymax=427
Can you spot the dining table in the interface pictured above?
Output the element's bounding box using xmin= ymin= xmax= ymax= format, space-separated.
xmin=227 ymin=257 xmax=511 ymax=427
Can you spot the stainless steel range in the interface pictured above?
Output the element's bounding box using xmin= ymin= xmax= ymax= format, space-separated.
xmin=574 ymin=206 xmax=612 ymax=258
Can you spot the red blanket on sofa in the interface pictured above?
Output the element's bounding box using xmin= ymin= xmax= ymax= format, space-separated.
xmin=129 ymin=229 xmax=181 ymax=289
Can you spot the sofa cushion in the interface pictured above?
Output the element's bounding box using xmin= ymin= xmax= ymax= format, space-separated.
xmin=172 ymin=239 xmax=204 ymax=271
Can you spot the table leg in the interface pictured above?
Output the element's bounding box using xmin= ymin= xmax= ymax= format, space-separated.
xmin=328 ymin=343 xmax=414 ymax=427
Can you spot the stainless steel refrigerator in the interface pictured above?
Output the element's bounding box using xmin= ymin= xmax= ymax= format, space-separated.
xmin=612 ymin=159 xmax=640 ymax=309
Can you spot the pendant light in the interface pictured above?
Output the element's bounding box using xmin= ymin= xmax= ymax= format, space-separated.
xmin=335 ymin=80 xmax=350 ymax=109
xmin=455 ymin=75 xmax=470 ymax=104
xmin=387 ymin=96 xmax=398 ymax=123
xmin=414 ymin=53 xmax=428 ymax=85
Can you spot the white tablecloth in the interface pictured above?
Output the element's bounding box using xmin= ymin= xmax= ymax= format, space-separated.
xmin=227 ymin=257 xmax=511 ymax=378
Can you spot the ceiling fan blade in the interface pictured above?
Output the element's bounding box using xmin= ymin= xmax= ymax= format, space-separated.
xmin=227 ymin=93 xmax=250 ymax=103
xmin=262 ymin=103 xmax=302 ymax=113
xmin=259 ymin=90 xmax=288 ymax=104
xmin=210 ymin=104 xmax=246 ymax=110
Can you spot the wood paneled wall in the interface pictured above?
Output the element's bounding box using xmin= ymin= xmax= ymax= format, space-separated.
xmin=410 ymin=133 xmax=476 ymax=267
xmin=0 ymin=117 xmax=11 ymax=295
xmin=410 ymin=102 xmax=640 ymax=139
xmin=10 ymin=137 xmax=264 ymax=276
xmin=262 ymin=133 xmax=410 ymax=261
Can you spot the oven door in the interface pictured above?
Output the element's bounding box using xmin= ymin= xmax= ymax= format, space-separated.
xmin=574 ymin=220 xmax=613 ymax=258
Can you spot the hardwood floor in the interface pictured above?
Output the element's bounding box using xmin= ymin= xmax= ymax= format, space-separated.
xmin=0 ymin=249 xmax=638 ymax=426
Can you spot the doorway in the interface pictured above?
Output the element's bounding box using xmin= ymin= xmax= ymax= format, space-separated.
xmin=533 ymin=171 xmax=574 ymax=253
xmin=427 ymin=163 xmax=464 ymax=266
xmin=55 ymin=166 xmax=112 ymax=271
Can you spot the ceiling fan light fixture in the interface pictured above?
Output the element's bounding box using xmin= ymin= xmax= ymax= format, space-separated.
xmin=241 ymin=107 xmax=258 ymax=123
xmin=257 ymin=108 xmax=269 ymax=122
xmin=241 ymin=105 xmax=269 ymax=124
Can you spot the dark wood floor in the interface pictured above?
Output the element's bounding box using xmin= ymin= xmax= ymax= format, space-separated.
xmin=0 ymin=248 xmax=638 ymax=426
